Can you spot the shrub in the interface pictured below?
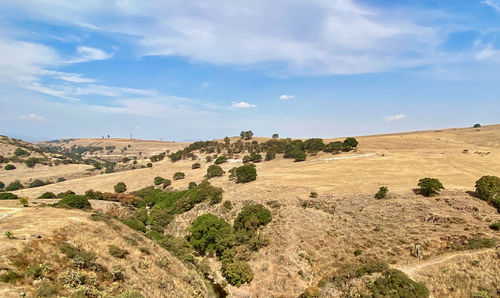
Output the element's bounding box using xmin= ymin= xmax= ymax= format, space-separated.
xmin=57 ymin=190 xmax=75 ymax=198
xmin=4 ymin=164 xmax=16 ymax=170
xmin=5 ymin=181 xmax=23 ymax=191
xmin=222 ymin=261 xmax=254 ymax=286
xmin=309 ymin=192 xmax=318 ymax=198
xmin=157 ymin=235 xmax=196 ymax=264
xmin=490 ymin=222 xmax=500 ymax=231
xmin=162 ymin=179 xmax=172 ymax=188
xmin=84 ymin=189 xmax=104 ymax=200
xmin=223 ymin=200 xmax=233 ymax=210
xmin=192 ymin=162 xmax=201 ymax=169
xmin=29 ymin=179 xmax=45 ymax=188
xmin=234 ymin=204 xmax=272 ymax=232
xmin=0 ymin=181 xmax=4 ymax=189
xmin=417 ymin=178 xmax=444 ymax=197
xmin=146 ymin=163 xmax=153 ymax=168
xmin=5 ymin=231 xmax=14 ymax=239
xmin=324 ymin=141 xmax=343 ymax=153
xmin=240 ymin=130 xmax=254 ymax=140
xmin=149 ymin=209 xmax=175 ymax=233
xmin=109 ymin=245 xmax=129 ymax=258
xmin=188 ymin=182 xmax=197 ymax=189
xmin=235 ymin=165 xmax=257 ymax=183
xmin=375 ymin=187 xmax=388 ymax=199
xmin=372 ymin=269 xmax=429 ymax=298
xmin=265 ymin=151 xmax=276 ymax=161
xmin=272 ymin=133 xmax=279 ymax=139
xmin=475 ymin=176 xmax=500 ymax=202
xmin=473 ymin=123 xmax=481 ymax=128
xmin=19 ymin=197 xmax=28 ymax=206
xmin=215 ymin=156 xmax=228 ymax=165
xmin=114 ymin=182 xmax=127 ymax=193
xmin=14 ymin=148 xmax=30 ymax=156
xmin=25 ymin=157 xmax=37 ymax=168
xmin=57 ymin=177 xmax=65 ymax=182
xmin=112 ymin=265 xmax=125 ymax=281
xmin=154 ymin=176 xmax=165 ymax=185
xmin=188 ymin=214 xmax=235 ymax=256
xmin=57 ymin=195 xmax=91 ymax=209
xmin=206 ymin=165 xmax=224 ymax=179
xmin=343 ymin=137 xmax=359 ymax=148
xmin=0 ymin=193 xmax=18 ymax=200
xmin=354 ymin=249 xmax=362 ymax=256
xmin=1 ymin=270 xmax=21 ymax=283
xmin=60 ymin=243 xmax=96 ymax=269
xmin=134 ymin=207 xmax=148 ymax=223
xmin=120 ymin=218 xmax=146 ymax=233
xmin=242 ymin=155 xmax=251 ymax=163
xmin=293 ymin=150 xmax=306 ymax=162
xmin=173 ymin=172 xmax=185 ymax=180
xmin=206 ymin=156 xmax=213 ymax=163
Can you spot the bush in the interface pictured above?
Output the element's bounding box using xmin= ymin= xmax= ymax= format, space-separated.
xmin=14 ymin=148 xmax=30 ymax=156
xmin=372 ymin=269 xmax=429 ymax=298
xmin=60 ymin=243 xmax=96 ymax=269
xmin=223 ymin=200 xmax=233 ymax=210
xmin=489 ymin=222 xmax=500 ymax=231
xmin=5 ymin=181 xmax=23 ymax=191
xmin=215 ymin=156 xmax=228 ymax=165
xmin=324 ymin=141 xmax=343 ymax=153
xmin=114 ymin=182 xmax=127 ymax=193
xmin=0 ymin=193 xmax=18 ymax=200
xmin=148 ymin=209 xmax=175 ymax=233
xmin=188 ymin=181 xmax=197 ymax=189
xmin=475 ymin=176 xmax=500 ymax=202
xmin=354 ymin=249 xmax=362 ymax=256
xmin=265 ymin=151 xmax=276 ymax=161
xmin=0 ymin=181 xmax=4 ymax=190
xmin=120 ymin=218 xmax=146 ymax=233
xmin=234 ymin=204 xmax=272 ymax=232
xmin=188 ymin=214 xmax=235 ymax=256
xmin=173 ymin=172 xmax=185 ymax=180
xmin=19 ymin=197 xmax=28 ymax=206
xmin=343 ymin=137 xmax=358 ymax=148
xmin=375 ymin=187 xmax=388 ymax=199
xmin=57 ymin=190 xmax=75 ymax=198
xmin=309 ymin=192 xmax=318 ymax=198
xmin=206 ymin=156 xmax=213 ymax=163
xmin=206 ymin=165 xmax=224 ymax=179
xmin=25 ymin=157 xmax=37 ymax=168
xmin=222 ymin=261 xmax=254 ymax=286
xmin=154 ymin=176 xmax=165 ymax=185
xmin=4 ymin=164 xmax=16 ymax=170
xmin=473 ymin=123 xmax=481 ymax=128
xmin=293 ymin=150 xmax=306 ymax=162
xmin=134 ymin=207 xmax=148 ymax=223
xmin=1 ymin=270 xmax=21 ymax=283
xmin=272 ymin=133 xmax=279 ymax=139
xmin=157 ymin=235 xmax=196 ymax=264
xmin=146 ymin=163 xmax=153 ymax=168
xmin=240 ymin=130 xmax=254 ymax=140
xmin=235 ymin=165 xmax=257 ymax=183
xmin=162 ymin=179 xmax=172 ymax=189
xmin=417 ymin=178 xmax=444 ymax=197
xmin=29 ymin=179 xmax=45 ymax=188
xmin=109 ymin=245 xmax=129 ymax=258
xmin=57 ymin=195 xmax=91 ymax=209
xmin=192 ymin=162 xmax=201 ymax=169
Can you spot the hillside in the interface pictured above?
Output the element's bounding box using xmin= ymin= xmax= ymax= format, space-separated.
xmin=1 ymin=124 xmax=499 ymax=297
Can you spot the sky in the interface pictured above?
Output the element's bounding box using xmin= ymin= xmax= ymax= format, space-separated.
xmin=0 ymin=0 xmax=499 ymax=141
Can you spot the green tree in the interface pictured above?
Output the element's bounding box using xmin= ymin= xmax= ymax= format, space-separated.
xmin=215 ymin=156 xmax=228 ymax=164
xmin=475 ymin=176 xmax=500 ymax=202
xmin=222 ymin=261 xmax=254 ymax=287
xmin=29 ymin=179 xmax=45 ymax=188
xmin=25 ymin=157 xmax=37 ymax=168
xmin=417 ymin=178 xmax=444 ymax=197
xmin=272 ymin=133 xmax=279 ymax=139
xmin=14 ymin=148 xmax=30 ymax=156
xmin=192 ymin=162 xmax=201 ymax=169
xmin=114 ymin=182 xmax=127 ymax=193
xmin=173 ymin=172 xmax=185 ymax=180
xmin=343 ymin=137 xmax=359 ymax=148
xmin=154 ymin=176 xmax=165 ymax=185
xmin=206 ymin=165 xmax=224 ymax=179
xmin=4 ymin=164 xmax=16 ymax=170
xmin=188 ymin=214 xmax=235 ymax=256
xmin=473 ymin=123 xmax=481 ymax=128
xmin=57 ymin=195 xmax=91 ymax=209
xmin=5 ymin=181 xmax=23 ymax=191
xmin=235 ymin=165 xmax=257 ymax=183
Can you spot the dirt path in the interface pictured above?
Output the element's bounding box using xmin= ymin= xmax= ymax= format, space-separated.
xmin=0 ymin=207 xmax=23 ymax=220
xmin=395 ymin=248 xmax=496 ymax=279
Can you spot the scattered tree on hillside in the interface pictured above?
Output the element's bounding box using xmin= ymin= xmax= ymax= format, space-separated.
xmin=235 ymin=165 xmax=257 ymax=183
xmin=206 ymin=165 xmax=224 ymax=179
xmin=240 ymin=130 xmax=254 ymax=140
xmin=417 ymin=178 xmax=444 ymax=197
xmin=173 ymin=172 xmax=185 ymax=180
xmin=272 ymin=133 xmax=279 ymax=139
xmin=473 ymin=123 xmax=481 ymax=128
xmin=114 ymin=182 xmax=127 ymax=193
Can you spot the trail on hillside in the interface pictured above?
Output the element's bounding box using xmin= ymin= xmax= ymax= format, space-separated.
xmin=395 ymin=248 xmax=496 ymax=280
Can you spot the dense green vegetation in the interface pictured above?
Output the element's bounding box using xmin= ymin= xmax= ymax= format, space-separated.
xmin=5 ymin=181 xmax=23 ymax=191
xmin=475 ymin=175 xmax=500 ymax=211
xmin=4 ymin=164 xmax=16 ymax=170
xmin=173 ymin=172 xmax=185 ymax=180
xmin=205 ymin=165 xmax=224 ymax=179
xmin=38 ymin=192 xmax=56 ymax=199
xmin=114 ymin=182 xmax=127 ymax=193
xmin=235 ymin=164 xmax=257 ymax=183
xmin=56 ymin=194 xmax=91 ymax=209
xmin=372 ymin=269 xmax=429 ymax=298
xmin=0 ymin=193 xmax=18 ymax=200
xmin=375 ymin=186 xmax=388 ymax=199
xmin=29 ymin=179 xmax=46 ymax=188
xmin=417 ymin=178 xmax=444 ymax=196
xmin=188 ymin=214 xmax=235 ymax=256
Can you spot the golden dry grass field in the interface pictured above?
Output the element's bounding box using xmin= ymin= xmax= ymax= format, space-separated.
xmin=1 ymin=124 xmax=499 ymax=297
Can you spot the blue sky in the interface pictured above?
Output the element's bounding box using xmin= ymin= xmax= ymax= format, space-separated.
xmin=0 ymin=0 xmax=499 ymax=141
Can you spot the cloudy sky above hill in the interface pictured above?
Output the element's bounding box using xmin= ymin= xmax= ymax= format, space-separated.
xmin=1 ymin=0 xmax=499 ymax=140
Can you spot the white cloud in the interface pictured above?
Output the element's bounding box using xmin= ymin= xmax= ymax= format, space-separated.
xmin=475 ymin=44 xmax=500 ymax=61
xmin=19 ymin=113 xmax=46 ymax=121
xmin=483 ymin=0 xmax=500 ymax=11
xmin=67 ymin=46 xmax=113 ymax=63
xmin=231 ymin=101 xmax=257 ymax=108
xmin=0 ymin=0 xmax=449 ymax=75
xmin=384 ymin=114 xmax=407 ymax=122
xmin=280 ymin=94 xmax=295 ymax=100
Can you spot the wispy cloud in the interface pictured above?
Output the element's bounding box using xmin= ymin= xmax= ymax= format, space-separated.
xmin=231 ymin=101 xmax=257 ymax=108
xmin=384 ymin=114 xmax=407 ymax=122
xmin=280 ymin=94 xmax=295 ymax=100
xmin=66 ymin=46 xmax=113 ymax=63
xmin=482 ymin=0 xmax=500 ymax=11
xmin=19 ymin=113 xmax=46 ymax=121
